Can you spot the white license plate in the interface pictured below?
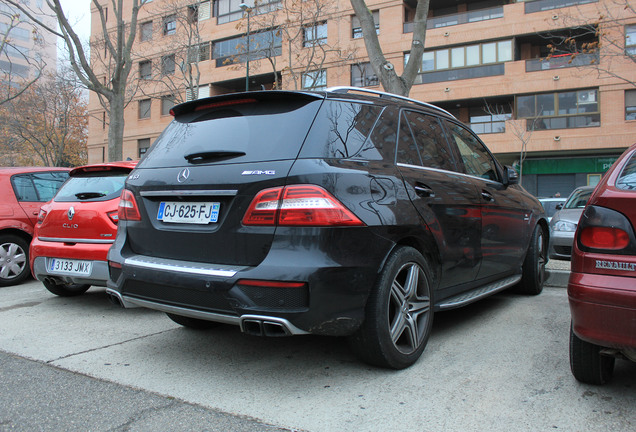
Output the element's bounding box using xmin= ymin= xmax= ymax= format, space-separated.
xmin=48 ymin=258 xmax=92 ymax=276
xmin=157 ymin=201 xmax=220 ymax=224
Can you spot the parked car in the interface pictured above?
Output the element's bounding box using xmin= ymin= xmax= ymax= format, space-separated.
xmin=549 ymin=186 xmax=595 ymax=260
xmin=106 ymin=88 xmax=548 ymax=369
xmin=568 ymin=142 xmax=636 ymax=384
xmin=538 ymin=197 xmax=567 ymax=222
xmin=30 ymin=162 xmax=137 ymax=296
xmin=0 ymin=167 xmax=69 ymax=286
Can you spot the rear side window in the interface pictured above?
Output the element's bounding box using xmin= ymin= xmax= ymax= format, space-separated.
xmin=54 ymin=172 xmax=128 ymax=202
xmin=11 ymin=172 xmax=68 ymax=202
xmin=139 ymin=97 xmax=323 ymax=168
xmin=396 ymin=111 xmax=454 ymax=171
xmin=443 ymin=120 xmax=500 ymax=181
xmin=299 ymin=101 xmax=383 ymax=160
xmin=616 ymin=151 xmax=636 ymax=190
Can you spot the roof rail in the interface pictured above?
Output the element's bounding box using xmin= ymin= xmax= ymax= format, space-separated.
xmin=326 ymin=86 xmax=455 ymax=118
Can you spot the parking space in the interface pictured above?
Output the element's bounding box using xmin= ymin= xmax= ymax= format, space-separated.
xmin=1 ymin=279 xmax=635 ymax=431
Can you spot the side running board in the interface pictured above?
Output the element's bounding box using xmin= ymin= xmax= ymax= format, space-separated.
xmin=436 ymin=275 xmax=522 ymax=310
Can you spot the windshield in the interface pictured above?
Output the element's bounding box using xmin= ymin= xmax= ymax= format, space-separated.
xmin=54 ymin=172 xmax=128 ymax=202
xmin=563 ymin=188 xmax=593 ymax=209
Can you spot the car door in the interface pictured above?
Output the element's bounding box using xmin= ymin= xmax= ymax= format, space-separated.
xmin=442 ymin=120 xmax=529 ymax=280
xmin=12 ymin=172 xmax=68 ymax=225
xmin=396 ymin=110 xmax=481 ymax=289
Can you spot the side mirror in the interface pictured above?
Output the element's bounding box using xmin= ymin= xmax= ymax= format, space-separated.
xmin=503 ymin=166 xmax=519 ymax=186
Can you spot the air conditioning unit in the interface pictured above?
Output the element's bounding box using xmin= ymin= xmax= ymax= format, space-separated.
xmin=578 ymin=90 xmax=597 ymax=104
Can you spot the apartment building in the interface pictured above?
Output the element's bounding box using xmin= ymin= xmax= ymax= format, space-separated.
xmin=87 ymin=0 xmax=636 ymax=197
xmin=0 ymin=0 xmax=57 ymax=84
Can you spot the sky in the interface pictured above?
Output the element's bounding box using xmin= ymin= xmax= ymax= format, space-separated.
xmin=57 ymin=0 xmax=92 ymax=62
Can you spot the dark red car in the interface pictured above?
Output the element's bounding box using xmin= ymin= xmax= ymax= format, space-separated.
xmin=569 ymin=142 xmax=636 ymax=384
xmin=0 ymin=167 xmax=69 ymax=286
xmin=30 ymin=162 xmax=137 ymax=296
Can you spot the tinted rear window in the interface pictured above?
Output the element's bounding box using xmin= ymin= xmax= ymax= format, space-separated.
xmin=616 ymin=151 xmax=636 ymax=190
xmin=138 ymin=97 xmax=323 ymax=168
xmin=54 ymin=172 xmax=128 ymax=202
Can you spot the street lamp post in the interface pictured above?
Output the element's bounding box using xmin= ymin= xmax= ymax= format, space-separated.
xmin=239 ymin=3 xmax=251 ymax=92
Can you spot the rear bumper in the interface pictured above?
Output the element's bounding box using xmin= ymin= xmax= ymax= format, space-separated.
xmin=30 ymin=239 xmax=112 ymax=286
xmin=568 ymin=271 xmax=636 ymax=350
xmin=107 ymin=229 xmax=394 ymax=336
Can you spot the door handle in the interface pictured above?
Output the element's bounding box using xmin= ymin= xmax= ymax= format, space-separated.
xmin=414 ymin=184 xmax=435 ymax=198
xmin=481 ymin=191 xmax=494 ymax=202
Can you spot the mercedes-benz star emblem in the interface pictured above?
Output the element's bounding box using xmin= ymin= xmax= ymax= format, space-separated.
xmin=177 ymin=168 xmax=190 ymax=183
xmin=67 ymin=206 xmax=75 ymax=220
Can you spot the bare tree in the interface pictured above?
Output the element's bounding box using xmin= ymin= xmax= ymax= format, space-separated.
xmin=0 ymin=7 xmax=46 ymax=105
xmin=546 ymin=0 xmax=636 ymax=87
xmin=0 ymin=69 xmax=88 ymax=167
xmin=6 ymin=0 xmax=141 ymax=162
xmin=350 ymin=0 xmax=430 ymax=96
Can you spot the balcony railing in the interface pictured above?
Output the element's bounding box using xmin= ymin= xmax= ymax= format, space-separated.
xmin=414 ymin=63 xmax=505 ymax=85
xmin=524 ymin=0 xmax=598 ymax=14
xmin=404 ymin=6 xmax=503 ymax=33
xmin=525 ymin=52 xmax=600 ymax=72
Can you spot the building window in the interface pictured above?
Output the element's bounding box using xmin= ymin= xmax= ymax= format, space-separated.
xmin=517 ymin=89 xmax=600 ymax=130
xmin=189 ymin=42 xmax=210 ymax=62
xmin=302 ymin=70 xmax=326 ymax=90
xmin=161 ymin=54 xmax=175 ymax=75
xmin=140 ymin=21 xmax=153 ymax=41
xmin=102 ymin=112 xmax=106 ymax=130
xmin=469 ymin=106 xmax=512 ymax=134
xmin=351 ymin=62 xmax=378 ymax=87
xmin=213 ymin=29 xmax=282 ymax=67
xmin=139 ymin=99 xmax=151 ymax=119
xmin=161 ymin=95 xmax=176 ymax=116
xmin=138 ymin=138 xmax=151 ymax=158
xmin=189 ymin=1 xmax=211 ymax=22
xmin=163 ymin=15 xmax=176 ymax=35
xmin=139 ymin=60 xmax=152 ymax=79
xmin=186 ymin=85 xmax=210 ymax=101
xmin=352 ymin=10 xmax=379 ymax=39
xmin=626 ymin=90 xmax=636 ymax=120
xmin=626 ymin=24 xmax=636 ymax=56
xmin=215 ymin=0 xmax=281 ymax=25
xmin=303 ymin=22 xmax=327 ymax=47
xmin=414 ymin=40 xmax=513 ymax=73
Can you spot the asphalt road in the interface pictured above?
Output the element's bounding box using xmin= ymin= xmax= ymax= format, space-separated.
xmin=1 ymin=271 xmax=635 ymax=432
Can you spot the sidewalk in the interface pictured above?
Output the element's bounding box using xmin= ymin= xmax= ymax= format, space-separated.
xmin=546 ymin=259 xmax=571 ymax=288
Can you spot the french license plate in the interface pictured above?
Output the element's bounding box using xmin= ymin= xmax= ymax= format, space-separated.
xmin=49 ymin=258 xmax=92 ymax=276
xmin=157 ymin=201 xmax=220 ymax=224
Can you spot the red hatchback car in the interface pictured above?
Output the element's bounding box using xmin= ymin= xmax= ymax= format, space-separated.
xmin=569 ymin=142 xmax=636 ymax=384
xmin=30 ymin=162 xmax=137 ymax=296
xmin=0 ymin=167 xmax=69 ymax=286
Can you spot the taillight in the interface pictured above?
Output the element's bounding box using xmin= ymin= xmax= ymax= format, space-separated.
xmin=242 ymin=185 xmax=364 ymax=227
xmin=580 ymin=227 xmax=629 ymax=250
xmin=118 ymin=189 xmax=141 ymax=221
xmin=576 ymin=205 xmax=635 ymax=254
xmin=37 ymin=209 xmax=47 ymax=224
xmin=107 ymin=210 xmax=119 ymax=224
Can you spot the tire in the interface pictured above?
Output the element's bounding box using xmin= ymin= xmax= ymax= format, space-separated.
xmin=42 ymin=279 xmax=90 ymax=297
xmin=514 ymin=224 xmax=546 ymax=295
xmin=349 ymin=246 xmax=434 ymax=369
xmin=166 ymin=313 xmax=220 ymax=330
xmin=0 ymin=234 xmax=31 ymax=287
xmin=569 ymin=323 xmax=615 ymax=385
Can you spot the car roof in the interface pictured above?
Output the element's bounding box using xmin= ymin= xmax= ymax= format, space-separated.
xmin=0 ymin=167 xmax=70 ymax=174
xmin=69 ymin=161 xmax=138 ymax=176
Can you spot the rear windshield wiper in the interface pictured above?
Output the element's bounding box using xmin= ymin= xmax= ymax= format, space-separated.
xmin=75 ymin=192 xmax=107 ymax=200
xmin=184 ymin=150 xmax=246 ymax=164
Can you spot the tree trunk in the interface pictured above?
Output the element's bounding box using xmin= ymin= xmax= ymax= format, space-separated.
xmin=108 ymin=93 xmax=125 ymax=162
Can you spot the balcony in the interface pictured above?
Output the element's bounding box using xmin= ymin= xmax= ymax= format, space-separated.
xmin=524 ymin=0 xmax=598 ymax=14
xmin=525 ymin=52 xmax=599 ymax=72
xmin=404 ymin=6 xmax=504 ymax=33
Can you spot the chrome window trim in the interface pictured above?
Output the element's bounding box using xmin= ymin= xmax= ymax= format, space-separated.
xmin=140 ymin=189 xmax=238 ymax=197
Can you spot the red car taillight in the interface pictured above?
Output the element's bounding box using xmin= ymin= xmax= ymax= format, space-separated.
xmin=580 ymin=227 xmax=630 ymax=250
xmin=118 ymin=189 xmax=141 ymax=221
xmin=242 ymin=185 xmax=364 ymax=227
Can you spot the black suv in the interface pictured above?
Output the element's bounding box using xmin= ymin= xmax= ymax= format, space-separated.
xmin=107 ymin=88 xmax=548 ymax=369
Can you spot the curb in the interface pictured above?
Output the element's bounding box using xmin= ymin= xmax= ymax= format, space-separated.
xmin=546 ymin=270 xmax=569 ymax=288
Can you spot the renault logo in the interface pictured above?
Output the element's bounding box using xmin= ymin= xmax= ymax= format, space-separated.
xmin=177 ymin=168 xmax=190 ymax=183
xmin=67 ymin=206 xmax=75 ymax=220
